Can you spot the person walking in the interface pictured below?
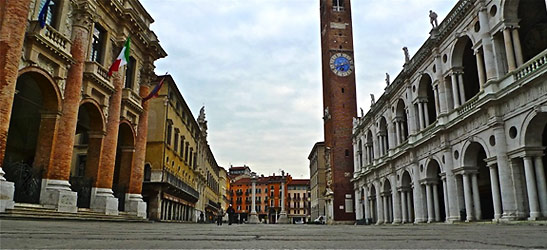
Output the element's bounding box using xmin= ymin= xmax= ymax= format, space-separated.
xmin=217 ymin=207 xmax=224 ymax=226
xmin=226 ymin=204 xmax=235 ymax=225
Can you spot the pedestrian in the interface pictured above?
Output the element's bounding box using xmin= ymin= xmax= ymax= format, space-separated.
xmin=199 ymin=212 xmax=204 ymax=223
xmin=226 ymin=204 xmax=235 ymax=225
xmin=217 ymin=208 xmax=224 ymax=226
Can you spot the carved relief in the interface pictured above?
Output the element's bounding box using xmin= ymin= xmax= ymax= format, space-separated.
xmin=64 ymin=3 xmax=74 ymax=38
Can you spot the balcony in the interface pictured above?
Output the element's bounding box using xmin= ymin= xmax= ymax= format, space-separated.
xmin=163 ymin=170 xmax=199 ymax=201
xmin=83 ymin=61 xmax=113 ymax=92
xmin=26 ymin=21 xmax=72 ymax=63
xmin=122 ymin=88 xmax=143 ymax=111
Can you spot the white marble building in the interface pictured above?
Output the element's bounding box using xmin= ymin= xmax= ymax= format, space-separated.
xmin=352 ymin=0 xmax=547 ymax=224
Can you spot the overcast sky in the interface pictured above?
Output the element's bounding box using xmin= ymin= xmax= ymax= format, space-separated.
xmin=140 ymin=0 xmax=455 ymax=179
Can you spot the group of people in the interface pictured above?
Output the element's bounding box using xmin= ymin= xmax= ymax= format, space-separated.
xmin=216 ymin=204 xmax=236 ymax=226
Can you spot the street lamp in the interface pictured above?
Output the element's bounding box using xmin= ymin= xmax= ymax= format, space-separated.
xmin=248 ymin=172 xmax=260 ymax=224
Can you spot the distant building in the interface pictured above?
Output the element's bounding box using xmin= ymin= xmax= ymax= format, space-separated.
xmin=287 ymin=179 xmax=311 ymax=223
xmin=309 ymin=142 xmax=327 ymax=221
xmin=228 ymin=167 xmax=291 ymax=223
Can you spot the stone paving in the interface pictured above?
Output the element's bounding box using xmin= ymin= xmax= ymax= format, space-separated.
xmin=1 ymin=219 xmax=546 ymax=249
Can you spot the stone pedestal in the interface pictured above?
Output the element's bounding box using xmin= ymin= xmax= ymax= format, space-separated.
xmin=90 ymin=187 xmax=119 ymax=215
xmin=277 ymin=211 xmax=289 ymax=224
xmin=40 ymin=179 xmax=77 ymax=213
xmin=248 ymin=212 xmax=260 ymax=224
xmin=125 ymin=193 xmax=147 ymax=219
xmin=0 ymin=178 xmax=15 ymax=212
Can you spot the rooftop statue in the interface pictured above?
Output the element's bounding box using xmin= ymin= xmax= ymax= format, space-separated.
xmin=385 ymin=72 xmax=390 ymax=86
xmin=370 ymin=94 xmax=375 ymax=106
xmin=429 ymin=10 xmax=439 ymax=28
xmin=403 ymin=47 xmax=410 ymax=63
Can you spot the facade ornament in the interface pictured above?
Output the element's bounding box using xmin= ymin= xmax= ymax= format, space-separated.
xmin=71 ymin=1 xmax=97 ymax=30
xmin=370 ymin=94 xmax=375 ymax=106
xmin=429 ymin=10 xmax=438 ymax=28
xmin=360 ymin=107 xmax=364 ymax=117
xmin=385 ymin=72 xmax=390 ymax=85
xmin=403 ymin=47 xmax=410 ymax=63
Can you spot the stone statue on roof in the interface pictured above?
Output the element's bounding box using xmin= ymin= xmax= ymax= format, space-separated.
xmin=370 ymin=94 xmax=375 ymax=106
xmin=403 ymin=47 xmax=410 ymax=63
xmin=360 ymin=107 xmax=364 ymax=117
xmin=385 ymin=72 xmax=390 ymax=86
xmin=429 ymin=10 xmax=438 ymax=28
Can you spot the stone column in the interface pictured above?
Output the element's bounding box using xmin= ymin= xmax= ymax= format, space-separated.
xmin=477 ymin=7 xmax=496 ymax=80
xmin=412 ymin=164 xmax=425 ymax=223
xmin=475 ymin=50 xmax=486 ymax=90
xmin=450 ymin=74 xmax=460 ymax=108
xmin=523 ymin=156 xmax=540 ymax=220
xmin=392 ymin=176 xmax=401 ymax=224
xmin=511 ymin=29 xmax=524 ymax=67
xmin=395 ymin=121 xmax=401 ymax=146
xmin=125 ymin=84 xmax=151 ymax=218
xmin=407 ymin=191 xmax=413 ymax=222
xmin=471 ymin=174 xmax=481 ymax=220
xmin=418 ymin=101 xmax=425 ymax=130
xmin=433 ymin=87 xmax=440 ymax=116
xmin=423 ymin=102 xmax=430 ymax=127
xmin=278 ymin=175 xmax=289 ymax=223
xmin=376 ymin=182 xmax=383 ymax=224
xmin=382 ymin=195 xmax=389 ymax=223
xmin=462 ymin=173 xmax=474 ymax=221
xmin=488 ymin=164 xmax=502 ymax=220
xmin=503 ymin=28 xmax=516 ymax=71
xmin=493 ymin=124 xmax=518 ymax=219
xmin=0 ymin=0 xmax=32 ymax=212
xmin=433 ymin=183 xmax=440 ymax=222
xmin=426 ymin=184 xmax=434 ymax=223
xmin=363 ymin=188 xmax=370 ymax=221
xmin=354 ymin=189 xmax=362 ymax=221
xmin=249 ymin=173 xmax=259 ymax=224
xmin=442 ymin=177 xmax=450 ymax=222
xmin=90 ymin=73 xmax=124 ymax=215
xmin=42 ymin=3 xmax=95 ymax=213
xmin=444 ymin=149 xmax=460 ymax=222
xmin=401 ymin=190 xmax=407 ymax=223
xmin=534 ymin=157 xmax=547 ymax=217
xmin=457 ymin=73 xmax=466 ymax=104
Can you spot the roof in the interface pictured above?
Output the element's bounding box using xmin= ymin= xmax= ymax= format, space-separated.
xmin=289 ymin=179 xmax=310 ymax=186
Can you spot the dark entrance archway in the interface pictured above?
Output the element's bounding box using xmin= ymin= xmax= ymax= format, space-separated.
xmin=69 ymin=101 xmax=105 ymax=208
xmin=4 ymin=70 xmax=60 ymax=204
xmin=452 ymin=36 xmax=480 ymax=103
xmin=425 ymin=160 xmax=446 ymax=222
xmin=369 ymin=184 xmax=378 ymax=223
xmin=113 ymin=121 xmax=135 ymax=211
xmin=463 ymin=142 xmax=494 ymax=220
xmin=400 ymin=170 xmax=414 ymax=222
xmin=517 ymin=0 xmax=547 ymax=62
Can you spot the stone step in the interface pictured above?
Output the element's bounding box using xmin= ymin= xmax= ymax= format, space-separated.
xmin=0 ymin=203 xmax=148 ymax=222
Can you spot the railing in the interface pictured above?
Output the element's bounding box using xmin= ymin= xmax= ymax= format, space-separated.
xmin=27 ymin=21 xmax=71 ymax=58
xmin=122 ymin=88 xmax=142 ymax=108
xmin=84 ymin=61 xmax=112 ymax=90
xmin=164 ymin=170 xmax=199 ymax=199
xmin=457 ymin=94 xmax=481 ymax=116
xmin=515 ymin=49 xmax=547 ymax=81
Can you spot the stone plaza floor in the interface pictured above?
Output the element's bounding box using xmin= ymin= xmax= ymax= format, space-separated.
xmin=1 ymin=219 xmax=546 ymax=249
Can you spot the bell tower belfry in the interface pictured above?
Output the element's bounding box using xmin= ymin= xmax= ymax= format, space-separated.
xmin=320 ymin=0 xmax=357 ymax=222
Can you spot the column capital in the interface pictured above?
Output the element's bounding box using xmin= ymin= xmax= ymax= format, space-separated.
xmin=71 ymin=1 xmax=98 ymax=30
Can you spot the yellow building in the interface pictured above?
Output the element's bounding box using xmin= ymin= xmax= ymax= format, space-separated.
xmin=142 ymin=75 xmax=201 ymax=222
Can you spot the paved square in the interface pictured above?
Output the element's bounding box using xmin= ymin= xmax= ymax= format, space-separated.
xmin=1 ymin=219 xmax=546 ymax=249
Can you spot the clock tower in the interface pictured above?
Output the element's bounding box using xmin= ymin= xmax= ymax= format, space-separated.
xmin=320 ymin=0 xmax=356 ymax=222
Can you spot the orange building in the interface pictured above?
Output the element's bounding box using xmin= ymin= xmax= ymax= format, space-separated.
xmin=228 ymin=166 xmax=291 ymax=223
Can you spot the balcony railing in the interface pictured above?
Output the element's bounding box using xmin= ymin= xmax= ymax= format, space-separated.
xmin=27 ymin=21 xmax=72 ymax=61
xmin=83 ymin=61 xmax=112 ymax=91
xmin=122 ymin=88 xmax=142 ymax=110
xmin=164 ymin=170 xmax=199 ymax=200
xmin=515 ymin=48 xmax=547 ymax=81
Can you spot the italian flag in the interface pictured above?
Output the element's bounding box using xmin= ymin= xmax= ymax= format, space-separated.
xmin=108 ymin=37 xmax=130 ymax=76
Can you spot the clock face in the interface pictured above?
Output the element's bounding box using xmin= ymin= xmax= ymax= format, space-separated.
xmin=329 ymin=53 xmax=354 ymax=77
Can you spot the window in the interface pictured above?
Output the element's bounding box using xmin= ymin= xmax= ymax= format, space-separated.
xmin=189 ymin=148 xmax=194 ymax=166
xmin=193 ymin=152 xmax=197 ymax=168
xmin=174 ymin=130 xmax=179 ymax=152
xmin=180 ymin=136 xmax=185 ymax=156
xmin=144 ymin=164 xmax=151 ymax=181
xmin=90 ymin=24 xmax=106 ymax=63
xmin=124 ymin=57 xmax=136 ymax=89
xmin=166 ymin=122 xmax=172 ymax=145
xmin=39 ymin=0 xmax=60 ymax=28
xmin=332 ymin=0 xmax=344 ymax=11
xmin=184 ymin=142 xmax=189 ymax=162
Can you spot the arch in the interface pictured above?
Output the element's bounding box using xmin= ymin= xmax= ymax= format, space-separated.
xmin=113 ymin=120 xmax=136 ymax=211
xmin=395 ymin=99 xmax=409 ymax=142
xmin=378 ymin=116 xmax=389 ymax=155
xmin=506 ymin=0 xmax=547 ymax=62
xmin=417 ymin=73 xmax=437 ymax=127
xmin=401 ymin=170 xmax=412 ymax=188
xmin=3 ymin=68 xmax=62 ymax=203
xmin=17 ymin=66 xmax=62 ymax=112
xmin=451 ymin=36 xmax=480 ymax=101
xmin=79 ymin=98 xmax=106 ymax=132
xmin=451 ymin=35 xmax=477 ymax=68
xmin=462 ymin=138 xmax=491 ymax=167
xmin=522 ymin=111 xmax=547 ymax=147
xmin=425 ymin=159 xmax=441 ymax=179
xmin=118 ymin=120 xmax=136 ymax=147
xmin=383 ymin=178 xmax=392 ymax=193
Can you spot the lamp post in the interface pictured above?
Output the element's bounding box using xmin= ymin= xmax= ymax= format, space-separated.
xmin=278 ymin=171 xmax=289 ymax=224
xmin=248 ymin=172 xmax=260 ymax=224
